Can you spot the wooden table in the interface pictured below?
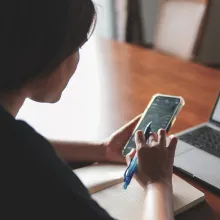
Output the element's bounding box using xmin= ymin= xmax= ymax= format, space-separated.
xmin=17 ymin=38 xmax=220 ymax=219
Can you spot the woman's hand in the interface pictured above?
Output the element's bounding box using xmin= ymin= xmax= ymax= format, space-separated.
xmin=127 ymin=129 xmax=177 ymax=187
xmin=104 ymin=115 xmax=141 ymax=164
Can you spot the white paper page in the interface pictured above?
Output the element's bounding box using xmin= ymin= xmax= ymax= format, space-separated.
xmin=74 ymin=164 xmax=126 ymax=194
xmin=92 ymin=175 xmax=205 ymax=219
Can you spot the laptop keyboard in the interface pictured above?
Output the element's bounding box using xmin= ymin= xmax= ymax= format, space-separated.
xmin=178 ymin=126 xmax=220 ymax=158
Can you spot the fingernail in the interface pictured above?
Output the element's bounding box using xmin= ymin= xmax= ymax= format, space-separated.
xmin=159 ymin=129 xmax=166 ymax=135
xmin=170 ymin=135 xmax=178 ymax=144
xmin=135 ymin=130 xmax=145 ymax=143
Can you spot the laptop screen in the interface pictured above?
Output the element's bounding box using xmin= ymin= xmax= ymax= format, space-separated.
xmin=212 ymin=97 xmax=220 ymax=124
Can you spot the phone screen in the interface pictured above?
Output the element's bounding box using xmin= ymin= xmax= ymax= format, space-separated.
xmin=123 ymin=96 xmax=182 ymax=155
xmin=137 ymin=96 xmax=181 ymax=133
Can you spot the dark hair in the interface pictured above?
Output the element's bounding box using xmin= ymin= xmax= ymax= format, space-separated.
xmin=0 ymin=0 xmax=96 ymax=92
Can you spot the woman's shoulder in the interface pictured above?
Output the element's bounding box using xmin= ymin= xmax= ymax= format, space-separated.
xmin=0 ymin=105 xmax=41 ymax=138
xmin=0 ymin=105 xmax=53 ymax=156
xmin=0 ymin=105 xmax=67 ymax=177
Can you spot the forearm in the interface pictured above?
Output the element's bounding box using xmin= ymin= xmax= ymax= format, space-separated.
xmin=50 ymin=140 xmax=107 ymax=163
xmin=142 ymin=182 xmax=174 ymax=220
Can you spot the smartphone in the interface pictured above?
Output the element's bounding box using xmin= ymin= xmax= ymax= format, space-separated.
xmin=122 ymin=94 xmax=185 ymax=156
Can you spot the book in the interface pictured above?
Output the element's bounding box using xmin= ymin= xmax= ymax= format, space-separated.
xmin=74 ymin=164 xmax=205 ymax=219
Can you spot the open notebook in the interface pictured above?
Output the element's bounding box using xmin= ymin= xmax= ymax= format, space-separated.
xmin=74 ymin=164 xmax=205 ymax=219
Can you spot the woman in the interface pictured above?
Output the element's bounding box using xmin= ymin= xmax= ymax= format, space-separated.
xmin=1 ymin=1 xmax=177 ymax=219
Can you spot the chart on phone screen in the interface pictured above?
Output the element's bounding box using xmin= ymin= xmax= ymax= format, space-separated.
xmin=132 ymin=98 xmax=179 ymax=141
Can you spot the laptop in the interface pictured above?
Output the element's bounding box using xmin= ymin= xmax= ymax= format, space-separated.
xmin=174 ymin=91 xmax=220 ymax=190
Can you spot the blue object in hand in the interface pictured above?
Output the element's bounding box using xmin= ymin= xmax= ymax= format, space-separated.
xmin=123 ymin=154 xmax=138 ymax=189
xmin=123 ymin=121 xmax=152 ymax=190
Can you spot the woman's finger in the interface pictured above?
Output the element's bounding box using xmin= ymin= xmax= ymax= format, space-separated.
xmin=135 ymin=130 xmax=146 ymax=150
xmin=158 ymin=129 xmax=166 ymax=148
xmin=148 ymin=132 xmax=158 ymax=146
xmin=114 ymin=114 xmax=142 ymax=136
xmin=125 ymin=149 xmax=136 ymax=165
xmin=168 ymin=135 xmax=178 ymax=158
xmin=108 ymin=114 xmax=142 ymax=144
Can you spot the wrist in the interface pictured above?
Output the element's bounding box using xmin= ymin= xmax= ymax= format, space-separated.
xmin=143 ymin=179 xmax=174 ymax=220
xmin=145 ymin=180 xmax=173 ymax=192
xmin=102 ymin=141 xmax=114 ymax=163
xmin=96 ymin=141 xmax=109 ymax=163
xmin=102 ymin=140 xmax=126 ymax=164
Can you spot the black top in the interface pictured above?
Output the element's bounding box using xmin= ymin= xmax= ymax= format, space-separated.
xmin=0 ymin=106 xmax=115 ymax=220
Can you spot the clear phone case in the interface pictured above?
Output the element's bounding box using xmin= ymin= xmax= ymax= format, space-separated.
xmin=122 ymin=93 xmax=185 ymax=156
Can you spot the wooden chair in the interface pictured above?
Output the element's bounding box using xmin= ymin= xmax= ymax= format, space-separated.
xmin=154 ymin=0 xmax=209 ymax=60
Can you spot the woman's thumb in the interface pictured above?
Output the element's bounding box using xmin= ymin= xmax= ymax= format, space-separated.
xmin=125 ymin=149 xmax=136 ymax=165
xmin=135 ymin=130 xmax=146 ymax=150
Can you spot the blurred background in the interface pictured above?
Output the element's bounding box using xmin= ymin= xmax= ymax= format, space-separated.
xmin=93 ymin=0 xmax=220 ymax=68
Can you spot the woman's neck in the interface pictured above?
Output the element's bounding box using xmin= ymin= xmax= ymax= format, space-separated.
xmin=0 ymin=91 xmax=27 ymax=117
